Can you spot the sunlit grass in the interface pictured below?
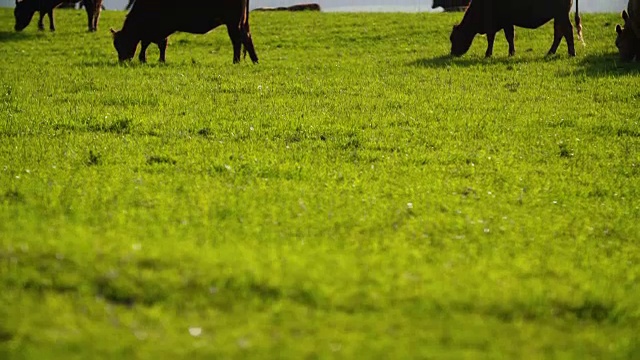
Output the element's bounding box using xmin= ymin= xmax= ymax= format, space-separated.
xmin=1 ymin=8 xmax=639 ymax=359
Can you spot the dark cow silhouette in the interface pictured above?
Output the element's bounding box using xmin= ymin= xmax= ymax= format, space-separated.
xmin=431 ymin=0 xmax=469 ymax=11
xmin=14 ymin=0 xmax=103 ymax=32
xmin=615 ymin=0 xmax=640 ymax=61
xmin=449 ymin=0 xmax=583 ymax=58
xmin=111 ymin=0 xmax=258 ymax=64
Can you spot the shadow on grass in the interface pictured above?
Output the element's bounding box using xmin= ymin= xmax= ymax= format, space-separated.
xmin=79 ymin=59 xmax=121 ymax=67
xmin=409 ymin=53 xmax=543 ymax=68
xmin=0 ymin=31 xmax=38 ymax=43
xmin=569 ymin=52 xmax=640 ymax=77
xmin=0 ymin=29 xmax=90 ymax=43
xmin=79 ymin=59 xmax=172 ymax=68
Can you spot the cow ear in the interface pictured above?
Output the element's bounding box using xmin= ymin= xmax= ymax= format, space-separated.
xmin=623 ymin=10 xmax=629 ymax=22
xmin=617 ymin=24 xmax=623 ymax=34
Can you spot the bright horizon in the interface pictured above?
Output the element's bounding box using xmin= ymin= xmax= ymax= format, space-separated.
xmin=0 ymin=0 xmax=629 ymax=12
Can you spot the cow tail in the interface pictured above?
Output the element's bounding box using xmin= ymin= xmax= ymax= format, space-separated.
xmin=240 ymin=0 xmax=249 ymax=31
xmin=575 ymin=0 xmax=584 ymax=44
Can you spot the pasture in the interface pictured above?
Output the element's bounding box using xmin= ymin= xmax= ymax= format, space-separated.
xmin=0 ymin=7 xmax=639 ymax=359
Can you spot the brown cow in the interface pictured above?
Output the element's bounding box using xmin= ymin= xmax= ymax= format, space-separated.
xmin=449 ymin=0 xmax=583 ymax=58
xmin=14 ymin=0 xmax=103 ymax=32
xmin=111 ymin=0 xmax=258 ymax=64
xmin=615 ymin=0 xmax=640 ymax=61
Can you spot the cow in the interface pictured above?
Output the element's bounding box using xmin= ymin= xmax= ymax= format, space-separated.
xmin=110 ymin=0 xmax=258 ymax=64
xmin=449 ymin=0 xmax=583 ymax=58
xmin=14 ymin=0 xmax=103 ymax=32
xmin=431 ymin=0 xmax=470 ymax=12
xmin=615 ymin=0 xmax=640 ymax=61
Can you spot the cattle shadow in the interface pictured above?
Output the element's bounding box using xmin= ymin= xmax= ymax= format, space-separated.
xmin=410 ymin=53 xmax=540 ymax=68
xmin=0 ymin=31 xmax=38 ymax=43
xmin=569 ymin=53 xmax=640 ymax=78
xmin=78 ymin=59 xmax=172 ymax=68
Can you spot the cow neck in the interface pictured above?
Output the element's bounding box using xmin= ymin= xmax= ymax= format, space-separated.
xmin=629 ymin=1 xmax=640 ymax=38
xmin=459 ymin=2 xmax=485 ymax=34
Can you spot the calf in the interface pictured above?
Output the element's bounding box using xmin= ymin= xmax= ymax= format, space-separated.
xmin=111 ymin=0 xmax=258 ymax=64
xmin=615 ymin=0 xmax=640 ymax=61
xmin=449 ymin=0 xmax=583 ymax=58
xmin=14 ymin=0 xmax=103 ymax=32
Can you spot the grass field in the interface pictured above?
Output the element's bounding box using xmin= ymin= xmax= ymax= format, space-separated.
xmin=0 ymin=7 xmax=639 ymax=359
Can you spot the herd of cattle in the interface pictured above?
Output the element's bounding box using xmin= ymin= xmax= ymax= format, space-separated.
xmin=11 ymin=0 xmax=640 ymax=62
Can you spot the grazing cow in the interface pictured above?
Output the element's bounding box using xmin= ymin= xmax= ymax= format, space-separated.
xmin=110 ymin=0 xmax=258 ymax=64
xmin=615 ymin=0 xmax=640 ymax=61
xmin=14 ymin=0 xmax=103 ymax=32
xmin=449 ymin=0 xmax=583 ymax=58
xmin=431 ymin=0 xmax=470 ymax=12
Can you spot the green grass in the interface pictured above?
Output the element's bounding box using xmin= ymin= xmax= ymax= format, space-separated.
xmin=1 ymin=7 xmax=639 ymax=359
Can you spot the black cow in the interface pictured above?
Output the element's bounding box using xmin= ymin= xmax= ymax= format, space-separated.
xmin=110 ymin=0 xmax=258 ymax=64
xmin=14 ymin=0 xmax=103 ymax=32
xmin=449 ymin=0 xmax=583 ymax=58
xmin=432 ymin=0 xmax=470 ymax=11
xmin=615 ymin=0 xmax=640 ymax=61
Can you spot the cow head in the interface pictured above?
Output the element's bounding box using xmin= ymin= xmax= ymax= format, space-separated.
xmin=111 ymin=28 xmax=138 ymax=61
xmin=432 ymin=0 xmax=445 ymax=9
xmin=615 ymin=11 xmax=640 ymax=61
xmin=450 ymin=24 xmax=474 ymax=57
xmin=14 ymin=0 xmax=36 ymax=32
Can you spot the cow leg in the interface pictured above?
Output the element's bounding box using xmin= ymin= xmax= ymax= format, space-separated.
xmin=84 ymin=1 xmax=96 ymax=31
xmin=561 ymin=16 xmax=576 ymax=56
xmin=504 ymin=25 xmax=515 ymax=56
xmin=37 ymin=12 xmax=45 ymax=31
xmin=547 ymin=21 xmax=564 ymax=55
xmin=139 ymin=41 xmax=150 ymax=63
xmin=47 ymin=11 xmax=55 ymax=31
xmin=92 ymin=2 xmax=102 ymax=31
xmin=227 ymin=25 xmax=242 ymax=63
xmin=243 ymin=34 xmax=258 ymax=64
xmin=158 ymin=38 xmax=168 ymax=62
xmin=241 ymin=27 xmax=259 ymax=63
xmin=485 ymin=32 xmax=496 ymax=58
